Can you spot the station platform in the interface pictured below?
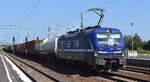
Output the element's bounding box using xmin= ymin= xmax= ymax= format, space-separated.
xmin=126 ymin=55 xmax=150 ymax=67
xmin=0 ymin=55 xmax=32 ymax=82
xmin=127 ymin=55 xmax=150 ymax=60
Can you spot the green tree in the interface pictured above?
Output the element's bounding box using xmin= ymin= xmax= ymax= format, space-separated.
xmin=144 ymin=40 xmax=150 ymax=50
xmin=124 ymin=33 xmax=142 ymax=50
xmin=133 ymin=33 xmax=142 ymax=50
xmin=124 ymin=35 xmax=132 ymax=49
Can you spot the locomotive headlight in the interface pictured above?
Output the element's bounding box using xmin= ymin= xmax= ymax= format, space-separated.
xmin=98 ymin=51 xmax=103 ymax=53
xmin=113 ymin=51 xmax=122 ymax=53
xmin=94 ymin=51 xmax=98 ymax=57
xmin=98 ymin=51 xmax=108 ymax=53
xmin=122 ymin=53 xmax=124 ymax=56
xmin=122 ymin=51 xmax=126 ymax=56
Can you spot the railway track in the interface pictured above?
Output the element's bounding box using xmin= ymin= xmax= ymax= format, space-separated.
xmin=88 ymin=64 xmax=150 ymax=82
xmin=90 ymin=70 xmax=149 ymax=82
xmin=5 ymin=54 xmax=68 ymax=82
xmin=4 ymin=52 xmax=150 ymax=82
xmin=93 ymin=69 xmax=150 ymax=82
xmin=121 ymin=66 xmax=150 ymax=75
xmin=110 ymin=72 xmax=149 ymax=82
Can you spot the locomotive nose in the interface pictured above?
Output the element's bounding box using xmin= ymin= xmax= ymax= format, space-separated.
xmin=99 ymin=46 xmax=122 ymax=52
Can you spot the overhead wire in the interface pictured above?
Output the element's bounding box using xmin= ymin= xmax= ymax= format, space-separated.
xmin=83 ymin=0 xmax=116 ymax=27
xmin=112 ymin=8 xmax=150 ymax=20
xmin=53 ymin=0 xmax=93 ymax=27
xmin=19 ymin=0 xmax=40 ymax=27
xmin=110 ymin=7 xmax=150 ymax=28
xmin=54 ymin=0 xmax=116 ymax=28
xmin=96 ymin=0 xmax=116 ymax=7
xmin=89 ymin=1 xmax=150 ymax=27
xmin=15 ymin=0 xmax=40 ymax=43
xmin=51 ymin=0 xmax=117 ymax=37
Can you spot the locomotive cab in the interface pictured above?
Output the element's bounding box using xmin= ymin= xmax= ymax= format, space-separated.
xmin=93 ymin=28 xmax=126 ymax=71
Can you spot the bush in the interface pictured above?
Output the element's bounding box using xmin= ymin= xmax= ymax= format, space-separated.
xmin=124 ymin=49 xmax=130 ymax=55
xmin=137 ymin=48 xmax=150 ymax=54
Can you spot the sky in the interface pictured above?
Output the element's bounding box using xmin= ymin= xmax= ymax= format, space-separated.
xmin=0 ymin=0 xmax=150 ymax=43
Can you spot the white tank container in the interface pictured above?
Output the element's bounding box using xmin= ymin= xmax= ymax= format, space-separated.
xmin=35 ymin=38 xmax=58 ymax=54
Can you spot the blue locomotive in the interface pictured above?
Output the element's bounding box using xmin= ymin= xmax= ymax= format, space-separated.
xmin=57 ymin=26 xmax=126 ymax=72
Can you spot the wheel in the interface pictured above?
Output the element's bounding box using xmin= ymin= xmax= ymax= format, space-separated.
xmin=104 ymin=61 xmax=112 ymax=72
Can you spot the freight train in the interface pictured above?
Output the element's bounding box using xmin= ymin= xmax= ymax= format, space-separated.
xmin=3 ymin=26 xmax=126 ymax=72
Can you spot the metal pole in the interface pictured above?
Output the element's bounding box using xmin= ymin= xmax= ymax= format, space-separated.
xmin=0 ymin=40 xmax=1 ymax=53
xmin=25 ymin=36 xmax=28 ymax=56
xmin=131 ymin=22 xmax=134 ymax=51
xmin=52 ymin=27 xmax=54 ymax=38
xmin=81 ymin=12 xmax=84 ymax=29
xmin=48 ymin=27 xmax=50 ymax=38
xmin=67 ymin=24 xmax=70 ymax=32
xmin=13 ymin=37 xmax=15 ymax=54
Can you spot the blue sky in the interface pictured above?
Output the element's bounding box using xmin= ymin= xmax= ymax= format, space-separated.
xmin=0 ymin=0 xmax=150 ymax=43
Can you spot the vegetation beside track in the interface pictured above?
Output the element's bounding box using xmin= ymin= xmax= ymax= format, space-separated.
xmin=124 ymin=33 xmax=150 ymax=54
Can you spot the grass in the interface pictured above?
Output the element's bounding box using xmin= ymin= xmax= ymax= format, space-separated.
xmin=137 ymin=48 xmax=150 ymax=54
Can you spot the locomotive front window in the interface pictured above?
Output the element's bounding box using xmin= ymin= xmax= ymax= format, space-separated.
xmin=97 ymin=33 xmax=109 ymax=44
xmin=110 ymin=33 xmax=121 ymax=44
xmin=97 ymin=33 xmax=122 ymax=45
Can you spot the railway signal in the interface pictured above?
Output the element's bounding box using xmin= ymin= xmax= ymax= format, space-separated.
xmin=0 ymin=24 xmax=19 ymax=54
xmin=13 ymin=36 xmax=15 ymax=54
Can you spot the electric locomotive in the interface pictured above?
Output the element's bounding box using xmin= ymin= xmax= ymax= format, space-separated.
xmin=57 ymin=26 xmax=126 ymax=72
